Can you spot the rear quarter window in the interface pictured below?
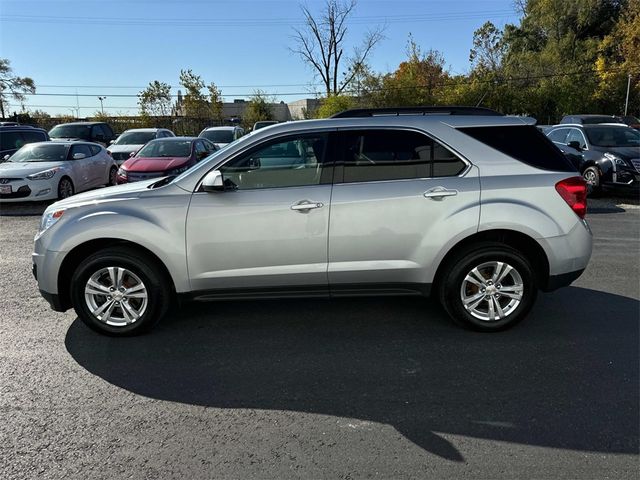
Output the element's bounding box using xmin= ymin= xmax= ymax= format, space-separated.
xmin=458 ymin=125 xmax=576 ymax=172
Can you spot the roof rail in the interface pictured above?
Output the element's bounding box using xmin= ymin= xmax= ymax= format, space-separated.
xmin=331 ymin=106 xmax=502 ymax=118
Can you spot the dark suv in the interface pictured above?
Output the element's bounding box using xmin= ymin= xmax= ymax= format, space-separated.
xmin=546 ymin=124 xmax=640 ymax=192
xmin=49 ymin=122 xmax=116 ymax=147
xmin=0 ymin=125 xmax=50 ymax=160
xmin=559 ymin=114 xmax=623 ymax=125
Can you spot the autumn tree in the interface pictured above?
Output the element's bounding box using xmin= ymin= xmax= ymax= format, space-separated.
xmin=138 ymin=81 xmax=172 ymax=116
xmin=292 ymin=0 xmax=384 ymax=97
xmin=0 ymin=58 xmax=35 ymax=118
xmin=208 ymin=82 xmax=224 ymax=125
xmin=242 ymin=90 xmax=274 ymax=129
xmin=179 ymin=70 xmax=209 ymax=118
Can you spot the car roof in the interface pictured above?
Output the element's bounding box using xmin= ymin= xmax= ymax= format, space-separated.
xmin=52 ymin=121 xmax=108 ymax=126
xmin=0 ymin=125 xmax=46 ymax=131
xmin=122 ymin=128 xmax=162 ymax=132
xmin=47 ymin=140 xmax=103 ymax=145
xmin=149 ymin=136 xmax=197 ymax=141
xmin=203 ymin=126 xmax=237 ymax=131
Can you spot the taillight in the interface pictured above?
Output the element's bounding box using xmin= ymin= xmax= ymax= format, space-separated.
xmin=555 ymin=177 xmax=587 ymax=219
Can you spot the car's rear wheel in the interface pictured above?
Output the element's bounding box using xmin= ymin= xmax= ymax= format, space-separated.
xmin=108 ymin=166 xmax=117 ymax=186
xmin=438 ymin=243 xmax=537 ymax=331
xmin=70 ymin=247 xmax=172 ymax=336
xmin=57 ymin=177 xmax=74 ymax=199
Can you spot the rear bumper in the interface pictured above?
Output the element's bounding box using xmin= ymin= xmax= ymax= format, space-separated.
xmin=542 ymin=268 xmax=585 ymax=292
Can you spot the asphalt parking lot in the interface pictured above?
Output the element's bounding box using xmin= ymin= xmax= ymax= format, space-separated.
xmin=1 ymin=198 xmax=638 ymax=479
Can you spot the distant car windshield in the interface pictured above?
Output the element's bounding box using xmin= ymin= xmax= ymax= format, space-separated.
xmin=580 ymin=116 xmax=618 ymax=125
xmin=10 ymin=143 xmax=67 ymax=162
xmin=49 ymin=124 xmax=91 ymax=140
xmin=137 ymin=140 xmax=192 ymax=158
xmin=254 ymin=121 xmax=276 ymax=130
xmin=114 ymin=131 xmax=156 ymax=145
xmin=200 ymin=130 xmax=233 ymax=143
xmin=585 ymin=126 xmax=640 ymax=147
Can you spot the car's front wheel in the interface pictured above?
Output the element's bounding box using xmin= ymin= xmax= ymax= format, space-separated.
xmin=438 ymin=243 xmax=537 ymax=331
xmin=70 ymin=247 xmax=172 ymax=336
xmin=108 ymin=166 xmax=117 ymax=186
xmin=57 ymin=177 xmax=74 ymax=199
xmin=582 ymin=166 xmax=601 ymax=194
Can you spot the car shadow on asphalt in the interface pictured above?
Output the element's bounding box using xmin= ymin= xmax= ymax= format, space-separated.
xmin=65 ymin=287 xmax=639 ymax=462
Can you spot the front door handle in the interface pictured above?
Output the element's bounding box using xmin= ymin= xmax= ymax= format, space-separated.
xmin=291 ymin=200 xmax=324 ymax=212
xmin=423 ymin=187 xmax=458 ymax=200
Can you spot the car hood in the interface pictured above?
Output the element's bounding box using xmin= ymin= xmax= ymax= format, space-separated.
xmin=49 ymin=178 xmax=159 ymax=210
xmin=0 ymin=161 xmax=66 ymax=176
xmin=122 ymin=156 xmax=190 ymax=172
xmin=592 ymin=146 xmax=640 ymax=159
xmin=108 ymin=144 xmax=143 ymax=154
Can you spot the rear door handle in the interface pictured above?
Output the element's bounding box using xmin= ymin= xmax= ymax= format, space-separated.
xmin=291 ymin=201 xmax=324 ymax=212
xmin=423 ymin=187 xmax=458 ymax=200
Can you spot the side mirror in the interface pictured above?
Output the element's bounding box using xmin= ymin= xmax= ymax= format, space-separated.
xmin=567 ymin=140 xmax=582 ymax=151
xmin=129 ymin=151 xmax=136 ymax=158
xmin=109 ymin=140 xmax=115 ymax=145
xmin=73 ymin=152 xmax=87 ymax=160
xmin=202 ymin=170 xmax=225 ymax=192
xmin=2 ymin=154 xmax=10 ymax=162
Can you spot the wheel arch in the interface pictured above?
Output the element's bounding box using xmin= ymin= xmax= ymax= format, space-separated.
xmin=432 ymin=229 xmax=550 ymax=293
xmin=57 ymin=238 xmax=177 ymax=311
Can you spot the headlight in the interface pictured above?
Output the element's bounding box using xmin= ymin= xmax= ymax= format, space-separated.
xmin=27 ymin=168 xmax=58 ymax=180
xmin=604 ymin=152 xmax=627 ymax=167
xmin=117 ymin=168 xmax=127 ymax=177
xmin=38 ymin=208 xmax=65 ymax=235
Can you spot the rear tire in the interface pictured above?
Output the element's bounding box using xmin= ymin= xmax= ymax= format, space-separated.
xmin=437 ymin=242 xmax=537 ymax=331
xmin=70 ymin=247 xmax=172 ymax=336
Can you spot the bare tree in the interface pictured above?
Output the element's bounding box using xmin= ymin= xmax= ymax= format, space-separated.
xmin=0 ymin=58 xmax=35 ymax=118
xmin=292 ymin=0 xmax=384 ymax=97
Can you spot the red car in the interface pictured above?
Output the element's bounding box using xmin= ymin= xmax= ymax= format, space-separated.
xmin=116 ymin=137 xmax=217 ymax=183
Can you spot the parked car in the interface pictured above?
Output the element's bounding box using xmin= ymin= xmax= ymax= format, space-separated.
xmin=0 ymin=141 xmax=116 ymax=202
xmin=546 ymin=123 xmax=640 ymax=193
xmin=198 ymin=126 xmax=244 ymax=148
xmin=252 ymin=120 xmax=278 ymax=132
xmin=116 ymin=136 xmax=216 ymax=184
xmin=619 ymin=115 xmax=640 ymax=130
xmin=559 ymin=114 xmax=624 ymax=125
xmin=32 ymin=106 xmax=592 ymax=336
xmin=49 ymin=122 xmax=116 ymax=147
xmin=1 ymin=125 xmax=49 ymax=160
xmin=107 ymin=128 xmax=175 ymax=165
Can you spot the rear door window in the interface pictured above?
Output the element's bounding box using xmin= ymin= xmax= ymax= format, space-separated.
xmin=338 ymin=129 xmax=466 ymax=183
xmin=458 ymin=125 xmax=576 ymax=172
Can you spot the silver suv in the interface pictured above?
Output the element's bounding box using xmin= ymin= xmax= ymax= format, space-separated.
xmin=33 ymin=107 xmax=592 ymax=336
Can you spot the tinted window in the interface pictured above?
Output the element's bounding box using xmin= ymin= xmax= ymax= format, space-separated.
xmin=566 ymin=129 xmax=587 ymax=149
xmin=114 ymin=131 xmax=156 ymax=145
xmin=584 ymin=126 xmax=640 ymax=147
xmin=50 ymin=124 xmax=91 ymax=140
xmin=69 ymin=144 xmax=93 ymax=159
xmin=0 ymin=131 xmax=24 ymax=151
xmin=340 ymin=129 xmax=465 ymax=183
xmin=200 ymin=130 xmax=234 ymax=143
xmin=547 ymin=128 xmax=569 ymax=143
xmin=458 ymin=125 xmax=576 ymax=172
xmin=220 ymin=134 xmax=328 ymax=190
xmin=22 ymin=130 xmax=48 ymax=143
xmin=89 ymin=144 xmax=102 ymax=156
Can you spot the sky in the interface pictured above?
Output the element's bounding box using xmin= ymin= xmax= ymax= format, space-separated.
xmin=0 ymin=0 xmax=522 ymax=116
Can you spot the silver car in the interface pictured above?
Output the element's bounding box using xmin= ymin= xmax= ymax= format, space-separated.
xmin=33 ymin=107 xmax=592 ymax=336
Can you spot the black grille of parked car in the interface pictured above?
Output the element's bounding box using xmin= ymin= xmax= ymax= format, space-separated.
xmin=127 ymin=172 xmax=164 ymax=182
xmin=0 ymin=178 xmax=22 ymax=184
xmin=111 ymin=152 xmax=130 ymax=162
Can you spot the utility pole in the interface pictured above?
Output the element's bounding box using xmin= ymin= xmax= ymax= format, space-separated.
xmin=98 ymin=96 xmax=106 ymax=115
xmin=624 ymin=74 xmax=631 ymax=116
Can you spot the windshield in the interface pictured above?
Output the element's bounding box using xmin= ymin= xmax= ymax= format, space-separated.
xmin=10 ymin=143 xmax=67 ymax=162
xmin=114 ymin=131 xmax=156 ymax=145
xmin=585 ymin=126 xmax=640 ymax=147
xmin=136 ymin=139 xmax=192 ymax=158
xmin=200 ymin=130 xmax=233 ymax=143
xmin=49 ymin=124 xmax=91 ymax=140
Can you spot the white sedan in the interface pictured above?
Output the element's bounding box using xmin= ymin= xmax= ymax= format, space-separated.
xmin=0 ymin=141 xmax=117 ymax=202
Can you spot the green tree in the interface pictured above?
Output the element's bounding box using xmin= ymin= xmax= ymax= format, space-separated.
xmin=208 ymin=82 xmax=224 ymax=125
xmin=138 ymin=80 xmax=172 ymax=116
xmin=316 ymin=95 xmax=355 ymax=118
xmin=242 ymin=90 xmax=273 ymax=129
xmin=179 ymin=70 xmax=209 ymax=118
xmin=0 ymin=58 xmax=35 ymax=118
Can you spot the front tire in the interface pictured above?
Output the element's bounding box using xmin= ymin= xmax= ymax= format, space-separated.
xmin=582 ymin=166 xmax=601 ymax=195
xmin=438 ymin=243 xmax=537 ymax=331
xmin=70 ymin=247 xmax=172 ymax=336
xmin=57 ymin=177 xmax=74 ymax=199
xmin=108 ymin=166 xmax=117 ymax=186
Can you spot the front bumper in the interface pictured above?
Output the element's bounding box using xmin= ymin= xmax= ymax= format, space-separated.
xmin=0 ymin=178 xmax=58 ymax=202
xmin=542 ymin=268 xmax=585 ymax=292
